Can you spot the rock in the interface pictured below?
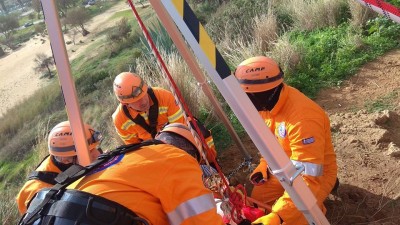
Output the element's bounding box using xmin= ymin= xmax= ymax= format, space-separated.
xmin=375 ymin=129 xmax=391 ymax=144
xmin=386 ymin=142 xmax=400 ymax=157
xmin=373 ymin=110 xmax=390 ymax=125
xmin=331 ymin=121 xmax=342 ymax=131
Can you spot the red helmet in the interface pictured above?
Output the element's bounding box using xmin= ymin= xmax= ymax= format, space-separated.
xmin=113 ymin=72 xmax=148 ymax=104
xmin=48 ymin=121 xmax=102 ymax=157
xmin=235 ymin=56 xmax=283 ymax=93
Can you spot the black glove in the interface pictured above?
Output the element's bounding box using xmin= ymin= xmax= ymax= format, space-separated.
xmin=250 ymin=171 xmax=267 ymax=186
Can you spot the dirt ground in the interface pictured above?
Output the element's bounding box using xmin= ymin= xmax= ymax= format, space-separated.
xmin=218 ymin=49 xmax=400 ymax=224
xmin=0 ymin=1 xmax=129 ymax=117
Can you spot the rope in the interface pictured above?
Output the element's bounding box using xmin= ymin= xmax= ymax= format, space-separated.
xmin=229 ymin=184 xmax=247 ymax=223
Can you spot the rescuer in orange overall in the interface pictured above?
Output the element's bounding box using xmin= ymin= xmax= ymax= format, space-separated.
xmin=16 ymin=121 xmax=102 ymax=214
xmin=112 ymin=72 xmax=185 ymax=144
xmin=112 ymin=71 xmax=217 ymax=162
xmin=234 ymin=56 xmax=338 ymax=225
xmin=19 ymin=123 xmax=225 ymax=225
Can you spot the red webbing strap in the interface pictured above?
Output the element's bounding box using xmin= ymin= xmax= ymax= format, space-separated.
xmin=363 ymin=0 xmax=400 ymax=17
xmin=126 ymin=0 xmax=231 ymax=195
xmin=359 ymin=0 xmax=400 ymax=22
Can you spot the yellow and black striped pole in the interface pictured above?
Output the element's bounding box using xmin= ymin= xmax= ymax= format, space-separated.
xmin=149 ymin=0 xmax=330 ymax=224
xmin=169 ymin=0 xmax=231 ymax=79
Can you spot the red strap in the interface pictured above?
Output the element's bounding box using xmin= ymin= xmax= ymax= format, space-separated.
xmin=362 ymin=0 xmax=400 ymax=17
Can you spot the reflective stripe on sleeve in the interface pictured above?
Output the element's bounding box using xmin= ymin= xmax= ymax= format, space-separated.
xmin=159 ymin=106 xmax=168 ymax=114
xmin=167 ymin=193 xmax=215 ymax=225
xmin=168 ymin=108 xmax=183 ymax=122
xmin=206 ymin=139 xmax=214 ymax=148
xmin=119 ymin=133 xmax=137 ymax=141
xmin=291 ymin=160 xmax=323 ymax=177
xmin=139 ymin=112 xmax=149 ymax=121
xmin=121 ymin=120 xmax=136 ymax=130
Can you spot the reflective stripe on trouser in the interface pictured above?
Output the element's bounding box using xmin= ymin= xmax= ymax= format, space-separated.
xmin=167 ymin=193 xmax=215 ymax=225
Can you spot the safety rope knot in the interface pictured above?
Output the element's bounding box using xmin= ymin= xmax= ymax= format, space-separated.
xmin=227 ymin=184 xmax=247 ymax=224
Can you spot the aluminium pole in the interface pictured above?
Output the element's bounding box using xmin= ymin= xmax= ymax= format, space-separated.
xmin=150 ymin=0 xmax=330 ymax=224
xmin=147 ymin=0 xmax=251 ymax=161
xmin=40 ymin=0 xmax=91 ymax=166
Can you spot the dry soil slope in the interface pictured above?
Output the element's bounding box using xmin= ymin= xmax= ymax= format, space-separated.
xmin=317 ymin=49 xmax=400 ymax=225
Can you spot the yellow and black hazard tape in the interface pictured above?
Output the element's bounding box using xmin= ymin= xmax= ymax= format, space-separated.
xmin=171 ymin=0 xmax=231 ymax=79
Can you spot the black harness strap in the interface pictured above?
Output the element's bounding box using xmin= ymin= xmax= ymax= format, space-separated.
xmin=28 ymin=171 xmax=59 ymax=185
xmin=123 ymin=87 xmax=159 ymax=138
xmin=27 ymin=155 xmax=59 ymax=185
xmin=20 ymin=140 xmax=163 ymax=225
xmin=27 ymin=189 xmax=143 ymax=225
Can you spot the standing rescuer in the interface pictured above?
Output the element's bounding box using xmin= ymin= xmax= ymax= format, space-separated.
xmin=16 ymin=121 xmax=102 ymax=215
xmin=19 ymin=123 xmax=224 ymax=225
xmin=234 ymin=56 xmax=338 ymax=225
xmin=112 ymin=72 xmax=185 ymax=144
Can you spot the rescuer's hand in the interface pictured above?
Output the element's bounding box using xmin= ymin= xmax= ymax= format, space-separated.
xmin=252 ymin=212 xmax=280 ymax=225
xmin=249 ymin=161 xmax=268 ymax=186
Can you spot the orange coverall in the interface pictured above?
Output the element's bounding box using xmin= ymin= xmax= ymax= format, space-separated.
xmin=16 ymin=156 xmax=61 ymax=214
xmin=71 ymin=143 xmax=224 ymax=225
xmin=112 ymin=87 xmax=185 ymax=144
xmin=251 ymin=84 xmax=337 ymax=225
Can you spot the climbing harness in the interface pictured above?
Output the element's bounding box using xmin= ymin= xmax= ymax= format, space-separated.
xmin=27 ymin=171 xmax=59 ymax=185
xmin=122 ymin=87 xmax=159 ymax=138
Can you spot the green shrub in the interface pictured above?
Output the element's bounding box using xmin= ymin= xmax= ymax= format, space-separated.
xmin=187 ymin=0 xmax=222 ymax=24
xmin=76 ymin=70 xmax=110 ymax=96
xmin=206 ymin=0 xmax=269 ymax=41
xmin=287 ymin=18 xmax=399 ymax=97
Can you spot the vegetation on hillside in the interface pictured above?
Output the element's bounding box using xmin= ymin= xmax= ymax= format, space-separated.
xmin=1 ymin=0 xmax=400 ymax=224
